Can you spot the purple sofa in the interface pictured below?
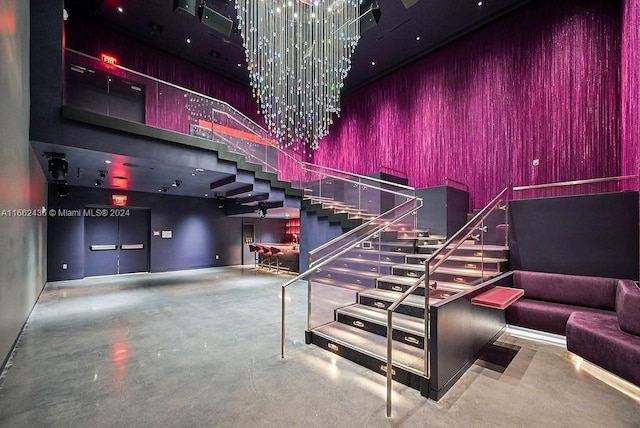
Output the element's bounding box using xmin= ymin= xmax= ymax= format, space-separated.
xmin=505 ymin=271 xmax=619 ymax=335
xmin=505 ymin=270 xmax=640 ymax=386
xmin=566 ymin=280 xmax=640 ymax=386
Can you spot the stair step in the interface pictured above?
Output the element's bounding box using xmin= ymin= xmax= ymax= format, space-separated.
xmin=312 ymin=323 xmax=425 ymax=375
xmin=406 ymin=253 xmax=508 ymax=264
xmin=337 ymin=304 xmax=425 ymax=336
xmin=392 ymin=264 xmax=500 ymax=278
xmin=376 ymin=275 xmax=469 ymax=295
xmin=311 ymin=276 xmax=368 ymax=291
xmin=417 ymin=243 xmax=508 ymax=252
xmin=359 ymin=288 xmax=437 ymax=309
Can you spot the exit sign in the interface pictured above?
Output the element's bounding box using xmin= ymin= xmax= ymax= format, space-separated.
xmin=111 ymin=194 xmax=127 ymax=206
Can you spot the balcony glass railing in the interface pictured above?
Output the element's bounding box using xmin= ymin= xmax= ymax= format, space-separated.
xmin=63 ymin=49 xmax=416 ymax=221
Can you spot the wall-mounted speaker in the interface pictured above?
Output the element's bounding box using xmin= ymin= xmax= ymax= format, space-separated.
xmin=360 ymin=6 xmax=381 ymax=34
xmin=173 ymin=0 xmax=197 ymax=17
xmin=198 ymin=4 xmax=233 ymax=37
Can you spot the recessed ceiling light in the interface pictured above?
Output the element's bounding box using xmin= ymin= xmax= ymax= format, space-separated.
xmin=105 ymin=160 xmax=112 ymax=164
xmin=477 ymin=1 xmax=483 ymax=6
xmin=191 ymin=173 xmax=196 ymax=176
xmin=371 ymin=61 xmax=376 ymax=66
xmin=117 ymin=6 xmax=124 ymax=13
xmin=205 ymin=193 xmax=208 ymax=197
xmin=416 ymin=36 xmax=421 ymax=41
xmin=195 ymin=168 xmax=204 ymax=172
xmin=237 ymin=63 xmax=242 ymax=67
xmin=186 ymin=38 xmax=191 ymax=44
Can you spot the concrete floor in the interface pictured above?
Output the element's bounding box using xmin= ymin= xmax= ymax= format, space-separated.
xmin=0 ymin=266 xmax=638 ymax=427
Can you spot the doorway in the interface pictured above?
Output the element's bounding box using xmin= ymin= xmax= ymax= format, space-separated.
xmin=84 ymin=208 xmax=150 ymax=277
xmin=242 ymin=223 xmax=255 ymax=265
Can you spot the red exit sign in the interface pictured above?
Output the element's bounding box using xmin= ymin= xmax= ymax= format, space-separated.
xmin=101 ymin=53 xmax=118 ymax=65
xmin=111 ymin=194 xmax=128 ymax=206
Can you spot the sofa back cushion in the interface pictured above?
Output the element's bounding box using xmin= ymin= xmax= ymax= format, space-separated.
xmin=616 ymin=280 xmax=640 ymax=335
xmin=513 ymin=270 xmax=618 ymax=311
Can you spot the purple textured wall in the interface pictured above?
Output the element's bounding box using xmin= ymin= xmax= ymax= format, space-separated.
xmin=309 ymin=0 xmax=622 ymax=208
xmin=622 ymin=0 xmax=640 ymax=178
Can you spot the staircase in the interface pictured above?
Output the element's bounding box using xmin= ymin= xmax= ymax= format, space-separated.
xmin=308 ymin=226 xmax=509 ymax=389
xmin=300 ymin=188 xmax=511 ymax=402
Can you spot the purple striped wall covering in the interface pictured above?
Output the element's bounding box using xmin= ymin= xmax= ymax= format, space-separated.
xmin=65 ymin=2 xmax=633 ymax=209
xmin=303 ymin=0 xmax=623 ymax=208
xmin=622 ymin=0 xmax=640 ymax=178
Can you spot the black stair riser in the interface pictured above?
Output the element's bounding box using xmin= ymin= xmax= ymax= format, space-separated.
xmin=376 ymin=280 xmax=426 ymax=296
xmin=358 ymin=295 xmax=425 ymax=318
xmin=431 ymin=247 xmax=509 ymax=259
xmin=310 ymin=333 xmax=425 ymax=391
xmin=312 ymin=277 xmax=370 ymax=291
xmin=351 ymin=251 xmax=406 ymax=264
xmin=430 ymin=272 xmax=487 ymax=285
xmin=372 ymin=242 xmax=416 ymax=253
xmin=313 ymin=271 xmax=378 ymax=288
xmin=405 ymin=257 xmax=507 ymax=272
xmin=391 ymin=267 xmax=425 ymax=278
xmin=336 ymin=313 xmax=425 ymax=349
xmin=328 ymin=260 xmax=396 ymax=273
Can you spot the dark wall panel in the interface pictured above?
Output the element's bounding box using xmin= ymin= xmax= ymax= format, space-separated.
xmin=416 ymin=186 xmax=469 ymax=237
xmin=47 ymin=185 xmax=247 ymax=280
xmin=299 ymin=211 xmax=344 ymax=273
xmin=509 ymin=192 xmax=639 ymax=280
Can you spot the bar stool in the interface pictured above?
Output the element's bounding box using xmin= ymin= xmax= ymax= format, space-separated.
xmin=255 ymin=244 xmax=266 ymax=269
xmin=262 ymin=247 xmax=273 ymax=271
xmin=248 ymin=244 xmax=259 ymax=268
xmin=270 ymin=246 xmax=283 ymax=273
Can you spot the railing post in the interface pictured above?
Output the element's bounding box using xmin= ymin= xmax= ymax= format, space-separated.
xmin=386 ymin=309 xmax=393 ymax=418
xmin=424 ymin=268 xmax=430 ymax=377
xmin=308 ymin=254 xmax=312 ymax=331
xmin=281 ymin=286 xmax=286 ymax=358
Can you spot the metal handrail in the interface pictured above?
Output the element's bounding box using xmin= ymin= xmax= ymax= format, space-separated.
xmin=309 ymin=197 xmax=421 ymax=262
xmin=512 ymin=175 xmax=637 ymax=191
xmin=301 ymin=169 xmax=417 ymax=207
xmin=65 ymin=48 xmax=272 ymax=139
xmin=444 ymin=176 xmax=470 ymax=191
xmin=281 ymin=199 xmax=423 ymax=358
xmin=384 ymin=186 xmax=509 ymax=417
xmin=427 ymin=187 xmax=509 ymax=275
xmin=300 ymin=162 xmax=415 ymax=192
xmin=65 ymin=49 xmax=417 ymax=223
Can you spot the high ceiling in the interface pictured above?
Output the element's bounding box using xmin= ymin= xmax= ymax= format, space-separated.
xmin=49 ymin=0 xmax=531 ymax=217
xmin=64 ymin=0 xmax=531 ymax=91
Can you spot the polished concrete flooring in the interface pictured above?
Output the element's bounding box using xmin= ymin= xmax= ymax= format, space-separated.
xmin=0 ymin=266 xmax=638 ymax=427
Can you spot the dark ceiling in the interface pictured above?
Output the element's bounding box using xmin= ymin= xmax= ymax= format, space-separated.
xmin=49 ymin=0 xmax=531 ymax=217
xmin=64 ymin=0 xmax=531 ymax=91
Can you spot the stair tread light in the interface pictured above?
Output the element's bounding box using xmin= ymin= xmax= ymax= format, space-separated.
xmin=236 ymin=0 xmax=361 ymax=153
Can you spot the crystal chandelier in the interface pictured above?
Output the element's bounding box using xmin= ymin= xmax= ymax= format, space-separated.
xmin=236 ymin=0 xmax=361 ymax=151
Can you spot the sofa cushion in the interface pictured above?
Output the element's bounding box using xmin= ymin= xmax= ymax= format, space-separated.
xmin=616 ymin=280 xmax=640 ymax=336
xmin=513 ymin=270 xmax=617 ymax=311
xmin=505 ymin=299 xmax=612 ymax=336
xmin=567 ymin=311 xmax=640 ymax=386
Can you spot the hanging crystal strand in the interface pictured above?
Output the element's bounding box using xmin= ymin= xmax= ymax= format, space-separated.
xmin=236 ymin=0 xmax=360 ymax=152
